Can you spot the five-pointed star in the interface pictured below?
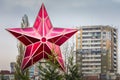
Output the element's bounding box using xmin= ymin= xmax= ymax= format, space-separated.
xmin=6 ymin=4 xmax=78 ymax=71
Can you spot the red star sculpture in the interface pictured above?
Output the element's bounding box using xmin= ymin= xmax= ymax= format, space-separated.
xmin=6 ymin=4 xmax=78 ymax=71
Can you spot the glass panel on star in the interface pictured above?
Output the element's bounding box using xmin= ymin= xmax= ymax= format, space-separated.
xmin=31 ymin=42 xmax=41 ymax=55
xmin=44 ymin=52 xmax=49 ymax=59
xmin=22 ymin=59 xmax=32 ymax=70
xmin=24 ymin=45 xmax=32 ymax=57
xmin=43 ymin=5 xmax=48 ymax=18
xmin=21 ymin=57 xmax=30 ymax=69
xmin=46 ymin=42 xmax=64 ymax=69
xmin=53 ymin=44 xmax=62 ymax=57
xmin=18 ymin=36 xmax=32 ymax=46
xmin=46 ymin=41 xmax=57 ymax=51
xmin=47 ymin=35 xmax=63 ymax=44
xmin=32 ymin=52 xmax=44 ymax=64
xmin=54 ymin=44 xmax=64 ymax=70
xmin=44 ymin=20 xmax=52 ymax=36
xmin=46 ymin=17 xmax=52 ymax=30
xmin=53 ymin=29 xmax=77 ymax=46
xmin=33 ymin=44 xmax=44 ymax=57
xmin=25 ymin=31 xmax=41 ymax=39
xmin=37 ymin=4 xmax=48 ymax=18
xmin=55 ymin=36 xmax=68 ymax=46
xmin=53 ymin=44 xmax=65 ymax=70
xmin=33 ymin=17 xmax=41 ymax=30
xmin=7 ymin=28 xmax=22 ymax=33
xmin=22 ymin=28 xmax=34 ymax=32
xmin=52 ymin=28 xmax=64 ymax=33
xmin=57 ymin=57 xmax=65 ymax=70
xmin=7 ymin=30 xmax=22 ymax=38
xmin=47 ymin=32 xmax=60 ymax=38
xmin=38 ymin=5 xmax=42 ymax=18
xmin=64 ymin=30 xmax=77 ymax=38
xmin=24 ymin=35 xmax=40 ymax=43
xmin=38 ymin=21 xmax=44 ymax=36
xmin=65 ymin=28 xmax=77 ymax=32
xmin=33 ymin=4 xmax=49 ymax=31
xmin=44 ymin=44 xmax=52 ymax=55
xmin=35 ymin=3 xmax=48 ymax=18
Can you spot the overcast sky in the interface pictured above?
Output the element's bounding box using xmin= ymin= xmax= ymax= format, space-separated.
xmin=0 ymin=0 xmax=120 ymax=72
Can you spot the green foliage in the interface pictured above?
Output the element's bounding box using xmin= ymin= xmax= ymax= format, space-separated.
xmin=14 ymin=55 xmax=29 ymax=80
xmin=38 ymin=54 xmax=63 ymax=80
xmin=38 ymin=54 xmax=82 ymax=80
xmin=1 ymin=74 xmax=4 ymax=80
xmin=64 ymin=56 xmax=82 ymax=80
xmin=14 ymin=14 xmax=30 ymax=80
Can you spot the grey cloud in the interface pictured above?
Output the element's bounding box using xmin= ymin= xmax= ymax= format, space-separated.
xmin=0 ymin=0 xmax=120 ymax=70
xmin=111 ymin=0 xmax=120 ymax=3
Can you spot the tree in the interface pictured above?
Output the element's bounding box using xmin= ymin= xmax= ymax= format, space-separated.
xmin=38 ymin=42 xmax=82 ymax=80
xmin=38 ymin=52 xmax=82 ymax=80
xmin=64 ymin=56 xmax=82 ymax=80
xmin=38 ymin=51 xmax=64 ymax=80
xmin=1 ymin=74 xmax=4 ymax=80
xmin=14 ymin=14 xmax=30 ymax=80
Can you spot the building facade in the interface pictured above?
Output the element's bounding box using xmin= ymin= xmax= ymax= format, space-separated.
xmin=76 ymin=25 xmax=118 ymax=79
xmin=10 ymin=62 xmax=16 ymax=73
xmin=0 ymin=70 xmax=14 ymax=80
xmin=29 ymin=64 xmax=40 ymax=80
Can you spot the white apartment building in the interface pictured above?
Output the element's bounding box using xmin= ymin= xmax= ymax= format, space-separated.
xmin=76 ymin=25 xmax=118 ymax=77
xmin=0 ymin=70 xmax=14 ymax=80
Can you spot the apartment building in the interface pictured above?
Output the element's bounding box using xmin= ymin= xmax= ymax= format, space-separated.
xmin=10 ymin=62 xmax=15 ymax=73
xmin=76 ymin=25 xmax=117 ymax=79
xmin=29 ymin=64 xmax=40 ymax=80
xmin=0 ymin=70 xmax=14 ymax=80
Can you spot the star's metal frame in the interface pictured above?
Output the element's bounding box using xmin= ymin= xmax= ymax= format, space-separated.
xmin=6 ymin=4 xmax=78 ymax=71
